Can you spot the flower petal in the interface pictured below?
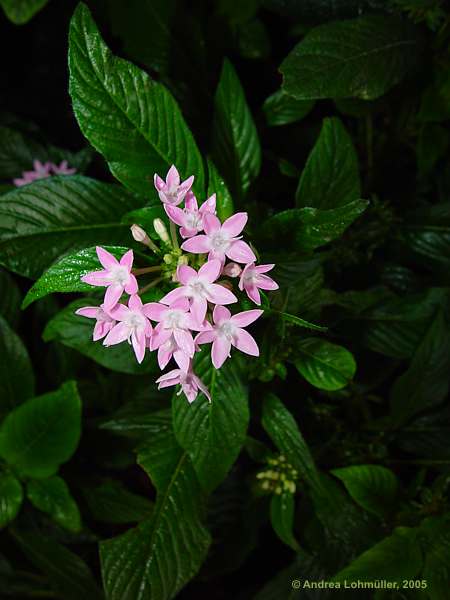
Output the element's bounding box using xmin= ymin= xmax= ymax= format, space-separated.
xmin=190 ymin=297 xmax=207 ymax=324
xmin=132 ymin=330 xmax=146 ymax=364
xmin=103 ymin=322 xmax=129 ymax=346
xmin=174 ymin=349 xmax=190 ymax=372
xmin=233 ymin=328 xmax=259 ymax=356
xmin=174 ymin=329 xmax=195 ymax=357
xmin=120 ymin=249 xmax=134 ymax=270
xmin=154 ymin=173 xmax=165 ymax=191
xmin=143 ymin=302 xmax=167 ymax=321
xmin=212 ymin=337 xmax=231 ymax=369
xmin=177 ymin=264 xmax=197 ymax=284
xmin=245 ymin=285 xmax=261 ymax=305
xmin=125 ymin=274 xmax=138 ymax=294
xmin=213 ymin=305 xmax=231 ymax=324
xmin=203 ymin=213 xmax=221 ymax=235
xmin=75 ymin=306 xmax=99 ymax=319
xmin=198 ymin=258 xmax=221 ymax=283
xmin=181 ymin=235 xmax=211 ymax=254
xmin=226 ymin=240 xmax=256 ymax=263
xmin=93 ymin=321 xmax=108 ymax=341
xmin=128 ymin=293 xmax=143 ymax=312
xmin=185 ymin=191 xmax=198 ymax=211
xmin=96 ymin=246 xmax=118 ymax=270
xmin=195 ymin=330 xmax=217 ymax=345
xmin=256 ymin=274 xmax=279 ymax=291
xmin=230 ymin=309 xmax=263 ymax=327
xmin=207 ymin=284 xmax=237 ymax=305
xmin=254 ymin=263 xmax=275 ymax=274
xmin=150 ymin=325 xmax=172 ymax=350
xmin=81 ymin=270 xmax=110 ymax=286
xmin=103 ymin=284 xmax=124 ymax=310
xmin=222 ymin=212 xmax=248 ymax=237
xmin=158 ymin=345 xmax=172 ymax=370
xmin=108 ymin=303 xmax=130 ymax=321
xmin=164 ymin=204 xmax=185 ymax=227
xmin=200 ymin=194 xmax=216 ymax=214
xmin=160 ymin=287 xmax=186 ymax=305
xmin=166 ymin=165 xmax=180 ymax=188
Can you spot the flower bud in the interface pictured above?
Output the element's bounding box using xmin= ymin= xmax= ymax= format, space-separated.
xmin=177 ymin=255 xmax=189 ymax=266
xmin=223 ymin=262 xmax=242 ymax=278
xmin=130 ymin=224 xmax=150 ymax=244
xmin=153 ymin=218 xmax=170 ymax=244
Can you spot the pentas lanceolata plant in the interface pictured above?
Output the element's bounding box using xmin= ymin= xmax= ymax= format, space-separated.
xmin=13 ymin=159 xmax=76 ymax=186
xmin=76 ymin=165 xmax=279 ymax=403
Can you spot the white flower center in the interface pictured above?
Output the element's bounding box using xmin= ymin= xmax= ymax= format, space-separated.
xmin=110 ymin=265 xmax=130 ymax=286
xmin=210 ymin=231 xmax=230 ymax=252
xmin=185 ymin=211 xmax=201 ymax=230
xmin=164 ymin=309 xmax=185 ymax=330
xmin=126 ymin=311 xmax=146 ymax=331
xmin=218 ymin=321 xmax=235 ymax=340
xmin=244 ymin=268 xmax=258 ymax=284
xmin=188 ymin=278 xmax=208 ymax=298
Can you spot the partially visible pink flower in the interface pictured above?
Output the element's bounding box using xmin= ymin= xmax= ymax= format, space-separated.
xmin=159 ymin=259 xmax=237 ymax=323
xmin=223 ymin=262 xmax=242 ymax=278
xmin=154 ymin=165 xmax=194 ymax=206
xmin=156 ymin=335 xmax=190 ymax=372
xmin=103 ymin=294 xmax=152 ymax=363
xmin=13 ymin=160 xmax=51 ymax=186
xmin=165 ymin=191 xmax=216 ymax=238
xmin=143 ymin=297 xmax=204 ymax=359
xmin=239 ymin=263 xmax=279 ymax=305
xmin=75 ymin=304 xmax=116 ymax=341
xmin=81 ymin=247 xmax=138 ymax=311
xmin=156 ymin=366 xmax=211 ymax=403
xmin=50 ymin=160 xmax=76 ymax=175
xmin=181 ymin=213 xmax=256 ymax=265
xmin=196 ymin=305 xmax=263 ymax=369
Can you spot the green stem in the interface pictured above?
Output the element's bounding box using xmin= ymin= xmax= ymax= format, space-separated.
xmin=169 ymin=220 xmax=179 ymax=250
xmin=138 ymin=277 xmax=163 ymax=295
xmin=133 ymin=265 xmax=162 ymax=275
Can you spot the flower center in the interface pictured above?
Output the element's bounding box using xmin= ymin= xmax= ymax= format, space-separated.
xmin=218 ymin=321 xmax=235 ymax=339
xmin=185 ymin=211 xmax=201 ymax=230
xmin=188 ymin=279 xmax=207 ymax=298
xmin=244 ymin=269 xmax=258 ymax=284
xmin=210 ymin=231 xmax=230 ymax=252
xmin=110 ymin=265 xmax=130 ymax=286
xmin=164 ymin=309 xmax=185 ymax=329
xmin=126 ymin=311 xmax=146 ymax=331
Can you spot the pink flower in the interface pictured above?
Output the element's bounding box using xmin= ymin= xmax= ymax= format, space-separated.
xmin=239 ymin=263 xmax=279 ymax=305
xmin=75 ymin=304 xmax=116 ymax=341
xmin=103 ymin=294 xmax=152 ymax=363
xmin=13 ymin=160 xmax=52 ymax=186
xmin=196 ymin=306 xmax=263 ymax=369
xmin=154 ymin=165 xmax=194 ymax=206
xmin=81 ymin=247 xmax=138 ymax=311
xmin=159 ymin=259 xmax=237 ymax=323
xmin=156 ymin=366 xmax=211 ymax=403
xmin=143 ymin=297 xmax=205 ymax=360
xmin=222 ymin=262 xmax=242 ymax=278
xmin=50 ymin=160 xmax=77 ymax=175
xmin=164 ymin=191 xmax=216 ymax=238
xmin=155 ymin=335 xmax=191 ymax=372
xmin=181 ymin=213 xmax=256 ymax=265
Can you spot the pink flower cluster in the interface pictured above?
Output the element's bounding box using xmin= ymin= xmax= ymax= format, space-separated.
xmin=13 ymin=159 xmax=76 ymax=187
xmin=76 ymin=166 xmax=278 ymax=403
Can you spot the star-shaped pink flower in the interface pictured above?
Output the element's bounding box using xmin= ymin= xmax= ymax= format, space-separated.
xmin=164 ymin=191 xmax=216 ymax=238
xmin=81 ymin=247 xmax=138 ymax=311
xmin=181 ymin=212 xmax=256 ymax=265
xmin=154 ymin=165 xmax=194 ymax=206
xmin=75 ymin=304 xmax=116 ymax=341
xmin=156 ymin=365 xmax=211 ymax=403
xmin=195 ymin=305 xmax=263 ymax=369
xmin=239 ymin=263 xmax=279 ymax=305
xmin=159 ymin=259 xmax=237 ymax=323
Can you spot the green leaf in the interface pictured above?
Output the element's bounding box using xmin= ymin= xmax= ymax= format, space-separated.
xmin=262 ymin=200 xmax=369 ymax=251
xmin=0 ymin=316 xmax=35 ymax=420
xmin=270 ymin=309 xmax=327 ymax=332
xmin=68 ymin=3 xmax=205 ymax=199
xmin=332 ymin=527 xmax=423 ymax=583
xmin=263 ymin=90 xmax=314 ymax=127
xmin=280 ymin=16 xmax=421 ymax=100
xmin=0 ymin=0 xmax=48 ymax=24
xmin=83 ymin=480 xmax=153 ymax=524
xmin=43 ymin=299 xmax=157 ymax=375
xmin=0 ymin=268 xmax=21 ymax=327
xmin=100 ymin=424 xmax=211 ymax=600
xmin=0 ymin=381 xmax=81 ymax=478
xmin=172 ymin=353 xmax=249 ymax=492
xmin=261 ymin=393 xmax=322 ymax=494
xmin=294 ymin=338 xmax=356 ymax=391
xmin=0 ymin=474 xmax=23 ymax=528
xmin=296 ymin=117 xmax=361 ymax=209
xmin=270 ymin=492 xmax=299 ymax=551
xmin=27 ymin=476 xmax=81 ymax=532
xmin=212 ymin=58 xmax=261 ymax=198
xmin=22 ymin=246 xmax=131 ymax=309
xmin=11 ymin=525 xmax=103 ymax=600
xmin=390 ymin=309 xmax=450 ymax=425
xmin=331 ymin=465 xmax=398 ymax=519
xmin=421 ymin=515 xmax=450 ymax=600
xmin=0 ymin=175 xmax=142 ymax=279
xmin=207 ymin=158 xmax=234 ymax=221
xmin=121 ymin=206 xmax=167 ymax=240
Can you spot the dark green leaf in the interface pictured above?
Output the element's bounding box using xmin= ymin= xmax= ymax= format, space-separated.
xmin=0 ymin=316 xmax=35 ymax=420
xmin=332 ymin=527 xmax=422 ymax=583
xmin=83 ymin=480 xmax=153 ymax=524
xmin=262 ymin=200 xmax=369 ymax=251
xmin=271 ymin=309 xmax=327 ymax=332
xmin=0 ymin=474 xmax=23 ymax=528
xmin=212 ymin=58 xmax=261 ymax=197
xmin=0 ymin=268 xmax=21 ymax=327
xmin=121 ymin=206 xmax=167 ymax=241
xmin=270 ymin=492 xmax=299 ymax=551
xmin=294 ymin=338 xmax=356 ymax=391
xmin=296 ymin=117 xmax=361 ymax=209
xmin=0 ymin=0 xmax=48 ymax=24
xmin=331 ymin=465 xmax=398 ymax=519
xmin=263 ymin=90 xmax=314 ymax=127
xmin=421 ymin=515 xmax=450 ymax=600
xmin=27 ymin=476 xmax=81 ymax=532
xmin=100 ymin=425 xmax=210 ymax=600
xmin=43 ymin=299 xmax=157 ymax=375
xmin=207 ymin=158 xmax=234 ymax=221
xmin=69 ymin=3 xmax=205 ymax=199
xmin=22 ymin=246 xmax=131 ymax=309
xmin=0 ymin=175 xmax=142 ymax=279
xmin=172 ymin=352 xmax=249 ymax=492
xmin=0 ymin=381 xmax=81 ymax=478
xmin=262 ymin=393 xmax=322 ymax=494
xmin=281 ymin=16 xmax=421 ymax=100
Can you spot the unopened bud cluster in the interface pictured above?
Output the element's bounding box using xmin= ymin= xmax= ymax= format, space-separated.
xmin=256 ymin=454 xmax=298 ymax=495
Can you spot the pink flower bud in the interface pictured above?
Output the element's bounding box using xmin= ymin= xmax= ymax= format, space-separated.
xmin=223 ymin=262 xmax=242 ymax=278
xmin=130 ymin=224 xmax=150 ymax=244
